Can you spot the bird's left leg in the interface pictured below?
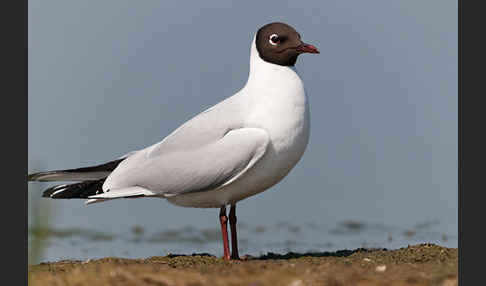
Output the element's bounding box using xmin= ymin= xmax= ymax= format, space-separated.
xmin=229 ymin=203 xmax=240 ymax=259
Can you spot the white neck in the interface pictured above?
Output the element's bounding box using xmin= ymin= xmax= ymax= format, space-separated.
xmin=245 ymin=35 xmax=301 ymax=88
xmin=240 ymin=37 xmax=310 ymax=166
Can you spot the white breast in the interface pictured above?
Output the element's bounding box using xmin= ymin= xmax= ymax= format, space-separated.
xmin=166 ymin=36 xmax=310 ymax=208
xmin=240 ymin=63 xmax=310 ymax=197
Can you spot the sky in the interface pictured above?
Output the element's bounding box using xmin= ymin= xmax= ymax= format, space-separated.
xmin=28 ymin=0 xmax=458 ymax=249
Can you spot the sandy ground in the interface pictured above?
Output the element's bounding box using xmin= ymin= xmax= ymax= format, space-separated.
xmin=28 ymin=243 xmax=457 ymax=286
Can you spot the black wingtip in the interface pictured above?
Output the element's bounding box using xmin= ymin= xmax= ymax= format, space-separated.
xmin=28 ymin=173 xmax=37 ymax=181
xmin=28 ymin=172 xmax=44 ymax=182
xmin=28 ymin=158 xmax=125 ymax=182
xmin=28 ymin=171 xmax=58 ymax=182
xmin=42 ymin=184 xmax=71 ymax=198
xmin=41 ymin=180 xmax=105 ymax=199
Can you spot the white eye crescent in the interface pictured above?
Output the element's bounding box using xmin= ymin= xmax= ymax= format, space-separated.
xmin=269 ymin=34 xmax=279 ymax=46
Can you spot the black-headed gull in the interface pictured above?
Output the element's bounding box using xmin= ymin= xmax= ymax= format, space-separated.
xmin=29 ymin=22 xmax=319 ymax=260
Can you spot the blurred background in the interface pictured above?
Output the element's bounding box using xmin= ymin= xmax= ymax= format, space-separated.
xmin=28 ymin=0 xmax=457 ymax=263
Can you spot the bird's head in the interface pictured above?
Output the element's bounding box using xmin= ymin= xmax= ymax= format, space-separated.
xmin=255 ymin=22 xmax=319 ymax=67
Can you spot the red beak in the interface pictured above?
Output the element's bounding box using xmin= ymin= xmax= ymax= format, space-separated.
xmin=296 ymin=42 xmax=320 ymax=54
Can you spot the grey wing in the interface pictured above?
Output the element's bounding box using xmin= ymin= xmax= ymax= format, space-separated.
xmin=100 ymin=127 xmax=269 ymax=197
xmin=145 ymin=93 xmax=247 ymax=157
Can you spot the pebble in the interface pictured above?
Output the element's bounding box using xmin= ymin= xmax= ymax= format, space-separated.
xmin=363 ymin=258 xmax=371 ymax=262
xmin=441 ymin=278 xmax=458 ymax=286
xmin=375 ymin=265 xmax=387 ymax=272
xmin=288 ymin=279 xmax=304 ymax=286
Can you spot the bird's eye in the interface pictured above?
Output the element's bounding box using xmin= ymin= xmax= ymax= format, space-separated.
xmin=269 ymin=34 xmax=280 ymax=46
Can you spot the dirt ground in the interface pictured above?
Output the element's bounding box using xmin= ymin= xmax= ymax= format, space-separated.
xmin=28 ymin=243 xmax=457 ymax=286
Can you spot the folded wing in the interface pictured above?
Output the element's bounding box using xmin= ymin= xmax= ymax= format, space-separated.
xmin=99 ymin=128 xmax=269 ymax=198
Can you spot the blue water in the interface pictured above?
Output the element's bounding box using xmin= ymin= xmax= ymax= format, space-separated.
xmin=28 ymin=184 xmax=457 ymax=263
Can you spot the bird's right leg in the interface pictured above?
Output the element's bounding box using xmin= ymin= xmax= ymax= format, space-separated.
xmin=219 ymin=206 xmax=231 ymax=260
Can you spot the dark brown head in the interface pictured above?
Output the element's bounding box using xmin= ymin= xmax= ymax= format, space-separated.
xmin=255 ymin=22 xmax=319 ymax=67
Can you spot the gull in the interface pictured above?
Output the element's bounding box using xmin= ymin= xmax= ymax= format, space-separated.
xmin=28 ymin=22 xmax=319 ymax=260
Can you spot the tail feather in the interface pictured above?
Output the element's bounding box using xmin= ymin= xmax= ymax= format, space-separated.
xmin=84 ymin=198 xmax=111 ymax=205
xmin=41 ymin=180 xmax=156 ymax=205
xmin=28 ymin=158 xmax=124 ymax=182
xmin=87 ymin=186 xmax=157 ymax=199
xmin=29 ymin=156 xmax=153 ymax=205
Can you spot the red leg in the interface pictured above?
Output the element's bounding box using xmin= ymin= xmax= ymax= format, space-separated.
xmin=229 ymin=204 xmax=240 ymax=259
xmin=219 ymin=206 xmax=230 ymax=260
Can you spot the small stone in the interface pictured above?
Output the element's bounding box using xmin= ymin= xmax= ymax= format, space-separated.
xmin=375 ymin=265 xmax=387 ymax=272
xmin=363 ymin=258 xmax=371 ymax=262
xmin=289 ymin=279 xmax=304 ymax=286
xmin=441 ymin=278 xmax=458 ymax=286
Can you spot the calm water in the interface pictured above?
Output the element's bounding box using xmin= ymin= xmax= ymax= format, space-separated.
xmin=28 ymin=184 xmax=457 ymax=263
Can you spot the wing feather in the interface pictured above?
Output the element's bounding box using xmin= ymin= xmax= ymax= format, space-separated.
xmin=103 ymin=128 xmax=269 ymax=196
